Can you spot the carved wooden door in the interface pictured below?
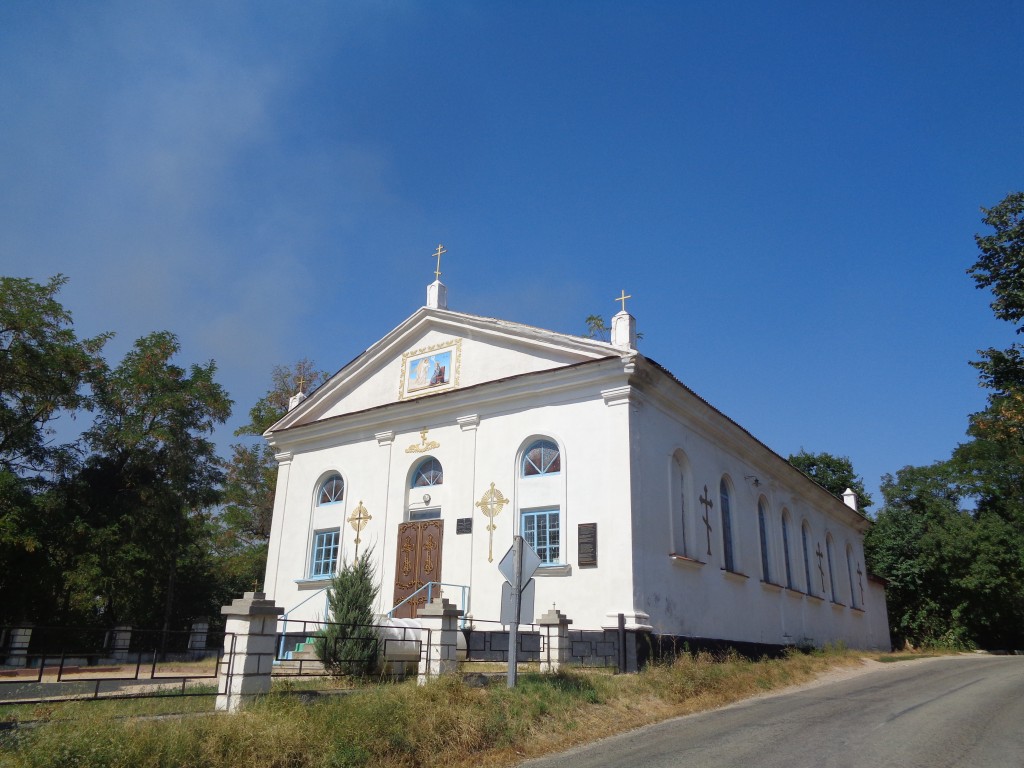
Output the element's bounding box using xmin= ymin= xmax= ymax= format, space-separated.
xmin=392 ymin=520 xmax=444 ymax=618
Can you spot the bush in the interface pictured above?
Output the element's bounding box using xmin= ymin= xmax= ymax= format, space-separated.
xmin=315 ymin=549 xmax=380 ymax=677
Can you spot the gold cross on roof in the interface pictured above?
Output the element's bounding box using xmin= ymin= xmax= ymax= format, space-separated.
xmin=616 ymin=290 xmax=632 ymax=313
xmin=296 ymin=373 xmax=307 ymax=393
xmin=433 ymin=244 xmax=447 ymax=280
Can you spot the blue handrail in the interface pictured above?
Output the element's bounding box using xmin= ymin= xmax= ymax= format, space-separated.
xmin=276 ymin=586 xmax=328 ymax=661
xmin=387 ymin=582 xmax=469 ymax=627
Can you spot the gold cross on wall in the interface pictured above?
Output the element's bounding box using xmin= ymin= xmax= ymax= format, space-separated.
xmin=616 ymin=290 xmax=632 ymax=313
xmin=433 ymin=244 xmax=447 ymax=279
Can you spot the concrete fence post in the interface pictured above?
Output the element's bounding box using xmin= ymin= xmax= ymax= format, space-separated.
xmin=538 ymin=607 xmax=573 ymax=673
xmin=417 ymin=597 xmax=463 ymax=685
xmin=7 ymin=625 xmax=32 ymax=668
xmin=216 ymin=592 xmax=284 ymax=713
xmin=111 ymin=625 xmax=132 ymax=662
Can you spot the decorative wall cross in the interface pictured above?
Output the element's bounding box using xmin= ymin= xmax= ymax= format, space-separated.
xmin=699 ymin=484 xmax=714 ymax=556
xmin=616 ymin=289 xmax=632 ymax=313
xmin=857 ymin=563 xmax=864 ymax=606
xmin=433 ymin=243 xmax=447 ymax=279
xmin=348 ymin=501 xmax=371 ymax=559
xmin=475 ymin=482 xmax=509 ymax=562
xmin=815 ymin=543 xmax=826 ymax=593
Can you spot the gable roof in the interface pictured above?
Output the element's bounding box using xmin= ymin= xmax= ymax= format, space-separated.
xmin=267 ymin=305 xmax=628 ymax=433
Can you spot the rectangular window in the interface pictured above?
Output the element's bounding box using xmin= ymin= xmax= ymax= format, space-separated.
xmin=522 ymin=508 xmax=560 ymax=565
xmin=310 ymin=528 xmax=340 ymax=578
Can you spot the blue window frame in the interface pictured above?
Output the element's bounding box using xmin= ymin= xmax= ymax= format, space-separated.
xmin=521 ymin=508 xmax=560 ymax=564
xmin=310 ymin=529 xmax=340 ymax=578
xmin=318 ymin=474 xmax=344 ymax=505
xmin=802 ymin=523 xmax=813 ymax=594
xmin=720 ymin=479 xmax=734 ymax=571
xmin=781 ymin=515 xmax=794 ymax=589
xmin=522 ymin=440 xmax=560 ymax=477
xmin=758 ymin=500 xmax=771 ymax=582
xmin=412 ymin=458 xmax=443 ymax=487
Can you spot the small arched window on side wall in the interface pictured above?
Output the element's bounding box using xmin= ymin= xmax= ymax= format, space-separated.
xmin=781 ymin=510 xmax=794 ymax=589
xmin=801 ymin=521 xmax=813 ymax=594
xmin=846 ymin=543 xmax=859 ymax=608
xmin=522 ymin=440 xmax=561 ymax=477
xmin=411 ymin=457 xmax=443 ymax=488
xmin=671 ymin=452 xmax=689 ymax=557
xmin=826 ymin=534 xmax=837 ymax=602
xmin=757 ymin=498 xmax=771 ymax=583
xmin=720 ymin=478 xmax=735 ymax=572
xmin=318 ymin=474 xmax=345 ymax=506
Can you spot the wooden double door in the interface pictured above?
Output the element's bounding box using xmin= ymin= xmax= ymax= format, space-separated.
xmin=392 ymin=520 xmax=444 ymax=619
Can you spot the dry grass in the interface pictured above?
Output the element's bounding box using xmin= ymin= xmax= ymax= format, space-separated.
xmin=0 ymin=647 xmax=868 ymax=768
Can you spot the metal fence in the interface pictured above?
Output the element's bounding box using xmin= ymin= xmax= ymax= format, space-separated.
xmin=0 ymin=625 xmax=224 ymax=707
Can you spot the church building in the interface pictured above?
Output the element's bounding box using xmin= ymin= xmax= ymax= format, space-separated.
xmin=262 ymin=253 xmax=890 ymax=651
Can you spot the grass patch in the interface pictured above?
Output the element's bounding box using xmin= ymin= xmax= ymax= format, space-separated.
xmin=1 ymin=648 xmax=865 ymax=768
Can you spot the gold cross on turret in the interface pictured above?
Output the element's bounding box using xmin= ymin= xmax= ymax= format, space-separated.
xmin=433 ymin=244 xmax=447 ymax=280
xmin=616 ymin=290 xmax=632 ymax=313
xmin=296 ymin=373 xmax=307 ymax=393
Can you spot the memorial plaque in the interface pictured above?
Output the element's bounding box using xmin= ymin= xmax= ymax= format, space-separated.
xmin=578 ymin=523 xmax=597 ymax=567
xmin=456 ymin=517 xmax=473 ymax=534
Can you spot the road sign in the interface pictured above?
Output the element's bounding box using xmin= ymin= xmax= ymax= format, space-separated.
xmin=498 ymin=539 xmax=542 ymax=584
xmin=500 ymin=578 xmax=536 ymax=624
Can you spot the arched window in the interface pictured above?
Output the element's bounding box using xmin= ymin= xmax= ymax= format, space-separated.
xmin=757 ymin=498 xmax=771 ymax=583
xmin=411 ymin=458 xmax=443 ymax=488
xmin=801 ymin=522 xmax=813 ymax=594
xmin=522 ymin=440 xmax=560 ymax=476
xmin=720 ymin=478 xmax=735 ymax=572
xmin=781 ymin=511 xmax=794 ymax=589
xmin=672 ymin=453 xmax=688 ymax=556
xmin=846 ymin=544 xmax=858 ymax=608
xmin=826 ymin=535 xmax=837 ymax=602
xmin=318 ymin=474 xmax=345 ymax=505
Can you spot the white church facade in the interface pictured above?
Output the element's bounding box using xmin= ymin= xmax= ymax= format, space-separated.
xmin=262 ymin=272 xmax=890 ymax=651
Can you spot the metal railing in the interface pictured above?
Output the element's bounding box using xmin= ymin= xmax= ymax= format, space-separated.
xmin=387 ymin=582 xmax=469 ymax=626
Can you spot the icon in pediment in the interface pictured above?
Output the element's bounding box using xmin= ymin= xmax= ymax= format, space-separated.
xmin=399 ymin=339 xmax=462 ymax=400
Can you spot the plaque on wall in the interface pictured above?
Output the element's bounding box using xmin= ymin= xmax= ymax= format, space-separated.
xmin=578 ymin=523 xmax=597 ymax=567
xmin=456 ymin=518 xmax=473 ymax=535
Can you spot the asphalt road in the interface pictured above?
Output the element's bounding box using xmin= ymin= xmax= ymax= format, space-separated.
xmin=519 ymin=656 xmax=1024 ymax=768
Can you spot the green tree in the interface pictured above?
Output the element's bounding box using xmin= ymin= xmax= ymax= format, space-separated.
xmin=0 ymin=275 xmax=108 ymax=623
xmin=219 ymin=360 xmax=327 ymax=592
xmin=788 ymin=450 xmax=873 ymax=512
xmin=315 ymin=549 xmax=380 ymax=677
xmin=0 ymin=274 xmax=109 ymax=474
xmin=76 ymin=332 xmax=232 ymax=629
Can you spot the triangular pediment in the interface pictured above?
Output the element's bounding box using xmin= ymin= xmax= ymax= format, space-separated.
xmin=268 ymin=307 xmax=621 ymax=433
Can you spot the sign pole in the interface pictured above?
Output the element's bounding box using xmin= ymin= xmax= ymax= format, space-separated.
xmin=507 ymin=535 xmax=523 ymax=688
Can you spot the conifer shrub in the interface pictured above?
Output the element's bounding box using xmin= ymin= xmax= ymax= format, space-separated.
xmin=314 ymin=549 xmax=380 ymax=677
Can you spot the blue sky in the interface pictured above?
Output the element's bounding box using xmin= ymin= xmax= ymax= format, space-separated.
xmin=2 ymin=2 xmax=1022 ymax=508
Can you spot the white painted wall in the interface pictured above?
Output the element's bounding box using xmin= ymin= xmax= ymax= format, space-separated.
xmin=262 ymin=314 xmax=891 ymax=651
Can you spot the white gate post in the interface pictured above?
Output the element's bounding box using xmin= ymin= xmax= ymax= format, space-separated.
xmin=216 ymin=592 xmax=284 ymax=713
xmin=538 ymin=607 xmax=572 ymax=673
xmin=417 ymin=597 xmax=463 ymax=685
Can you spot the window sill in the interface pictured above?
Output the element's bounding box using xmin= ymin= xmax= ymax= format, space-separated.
xmin=783 ymin=587 xmax=805 ymax=600
xmin=805 ymin=592 xmax=825 ymax=603
xmin=536 ymin=564 xmax=572 ymax=577
xmin=721 ymin=569 xmax=749 ymax=582
xmin=669 ymin=553 xmax=706 ymax=567
xmin=759 ymin=580 xmax=783 ymax=593
xmin=850 ymin=606 xmax=865 ymax=614
xmin=295 ymin=577 xmax=332 ymax=590
xmin=830 ymin=600 xmax=846 ymax=611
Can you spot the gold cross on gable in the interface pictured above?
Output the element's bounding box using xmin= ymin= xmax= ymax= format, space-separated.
xmin=616 ymin=290 xmax=632 ymax=313
xmin=296 ymin=373 xmax=307 ymax=393
xmin=433 ymin=244 xmax=447 ymax=280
